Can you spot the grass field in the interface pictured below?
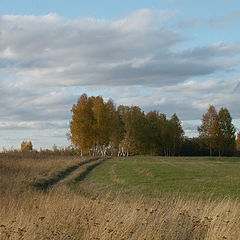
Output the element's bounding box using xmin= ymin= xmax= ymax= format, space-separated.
xmin=1 ymin=155 xmax=240 ymax=239
xmin=78 ymin=156 xmax=240 ymax=199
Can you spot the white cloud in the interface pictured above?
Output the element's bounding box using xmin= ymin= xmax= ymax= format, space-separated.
xmin=0 ymin=121 xmax=68 ymax=130
xmin=100 ymin=77 xmax=240 ymax=121
xmin=0 ymin=10 xmax=240 ymax=148
xmin=114 ymin=9 xmax=178 ymax=31
xmin=1 ymin=11 xmax=239 ymax=89
xmin=208 ymin=10 xmax=240 ymax=28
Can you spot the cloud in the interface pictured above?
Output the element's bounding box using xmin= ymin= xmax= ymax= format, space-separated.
xmin=179 ymin=41 xmax=240 ymax=59
xmin=102 ymin=77 xmax=240 ymax=121
xmin=1 ymin=11 xmax=239 ymax=89
xmin=208 ymin=10 xmax=240 ymax=28
xmin=0 ymin=79 xmax=76 ymax=122
xmin=154 ymin=79 xmax=240 ymax=120
xmin=29 ymin=131 xmax=66 ymax=138
xmin=0 ymin=121 xmax=68 ymax=130
xmin=0 ymin=10 xmax=240 ymax=148
xmin=175 ymin=18 xmax=200 ymax=29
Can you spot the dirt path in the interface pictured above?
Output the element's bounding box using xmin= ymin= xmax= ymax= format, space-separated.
xmin=33 ymin=157 xmax=106 ymax=191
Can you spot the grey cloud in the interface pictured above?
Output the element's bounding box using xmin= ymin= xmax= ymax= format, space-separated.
xmin=0 ymin=10 xmax=240 ymax=147
xmin=234 ymin=82 xmax=240 ymax=92
xmin=175 ymin=18 xmax=200 ymax=29
xmin=208 ymin=10 xmax=240 ymax=28
xmin=0 ymin=80 xmax=76 ymax=121
xmin=0 ymin=121 xmax=68 ymax=130
xmin=155 ymin=80 xmax=240 ymax=120
xmin=182 ymin=121 xmax=201 ymax=131
xmin=104 ymin=78 xmax=240 ymax=121
xmin=29 ymin=131 xmax=67 ymax=138
xmin=1 ymin=11 xmax=239 ymax=89
xmin=179 ymin=42 xmax=240 ymax=60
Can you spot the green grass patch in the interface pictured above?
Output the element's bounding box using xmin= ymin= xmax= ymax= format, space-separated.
xmin=75 ymin=156 xmax=240 ymax=199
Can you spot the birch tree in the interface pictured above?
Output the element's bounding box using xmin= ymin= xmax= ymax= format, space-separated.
xmin=145 ymin=111 xmax=162 ymax=155
xmin=118 ymin=105 xmax=148 ymax=156
xmin=169 ymin=113 xmax=184 ymax=156
xmin=90 ymin=96 xmax=110 ymax=155
xmin=198 ymin=105 xmax=218 ymax=156
xmin=216 ymin=108 xmax=235 ymax=156
xmin=106 ymin=100 xmax=124 ymax=155
xmin=69 ymin=94 xmax=96 ymax=155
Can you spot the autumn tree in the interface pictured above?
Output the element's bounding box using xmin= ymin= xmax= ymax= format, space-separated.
xmin=198 ymin=105 xmax=236 ymax=156
xmin=215 ymin=108 xmax=235 ymax=156
xmin=106 ymin=99 xmax=124 ymax=154
xmin=236 ymin=132 xmax=240 ymax=152
xmin=90 ymin=96 xmax=111 ymax=155
xmin=90 ymin=96 xmax=124 ymax=156
xmin=69 ymin=94 xmax=123 ymax=156
xmin=69 ymin=94 xmax=96 ymax=155
xmin=145 ymin=111 xmax=162 ymax=155
xmin=160 ymin=114 xmax=184 ymax=156
xmin=198 ymin=105 xmax=218 ymax=156
xmin=117 ymin=105 xmax=149 ymax=156
xmin=169 ymin=114 xmax=184 ymax=156
xmin=21 ymin=141 xmax=33 ymax=152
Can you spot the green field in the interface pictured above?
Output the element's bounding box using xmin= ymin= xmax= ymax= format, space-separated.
xmin=2 ymin=156 xmax=240 ymax=239
xmin=76 ymin=156 xmax=240 ymax=199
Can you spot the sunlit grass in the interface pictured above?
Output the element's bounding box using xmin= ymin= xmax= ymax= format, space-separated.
xmin=81 ymin=156 xmax=240 ymax=199
xmin=1 ymin=156 xmax=240 ymax=239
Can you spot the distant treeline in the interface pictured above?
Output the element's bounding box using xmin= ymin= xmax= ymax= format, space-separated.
xmin=0 ymin=146 xmax=75 ymax=160
xmin=69 ymin=94 xmax=239 ymax=157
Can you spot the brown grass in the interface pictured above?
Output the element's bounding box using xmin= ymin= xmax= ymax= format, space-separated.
xmin=1 ymin=157 xmax=240 ymax=240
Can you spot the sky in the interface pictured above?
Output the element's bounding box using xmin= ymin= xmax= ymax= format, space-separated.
xmin=0 ymin=0 xmax=240 ymax=150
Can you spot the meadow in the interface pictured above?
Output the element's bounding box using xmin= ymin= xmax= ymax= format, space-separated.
xmin=79 ymin=156 xmax=240 ymax=199
xmin=1 ymin=155 xmax=240 ymax=239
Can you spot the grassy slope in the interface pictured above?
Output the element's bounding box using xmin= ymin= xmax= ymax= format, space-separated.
xmin=79 ymin=156 xmax=240 ymax=199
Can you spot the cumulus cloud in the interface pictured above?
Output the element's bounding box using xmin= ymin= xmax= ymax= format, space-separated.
xmin=0 ymin=79 xmax=76 ymax=121
xmin=103 ymin=77 xmax=240 ymax=121
xmin=1 ymin=10 xmax=239 ymax=88
xmin=0 ymin=9 xmax=240 ymax=148
xmin=153 ymin=78 xmax=240 ymax=120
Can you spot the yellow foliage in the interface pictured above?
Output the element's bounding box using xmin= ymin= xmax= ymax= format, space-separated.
xmin=21 ymin=141 xmax=33 ymax=152
xmin=236 ymin=132 xmax=240 ymax=151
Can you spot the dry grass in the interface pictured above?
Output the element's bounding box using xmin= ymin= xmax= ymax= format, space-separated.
xmin=1 ymin=157 xmax=240 ymax=240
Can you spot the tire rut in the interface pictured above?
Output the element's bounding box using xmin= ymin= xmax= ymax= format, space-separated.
xmin=32 ymin=157 xmax=102 ymax=191
xmin=70 ymin=159 xmax=105 ymax=184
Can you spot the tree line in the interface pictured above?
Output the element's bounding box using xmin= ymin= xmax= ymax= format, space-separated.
xmin=69 ymin=94 xmax=238 ymax=157
xmin=69 ymin=94 xmax=184 ymax=156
